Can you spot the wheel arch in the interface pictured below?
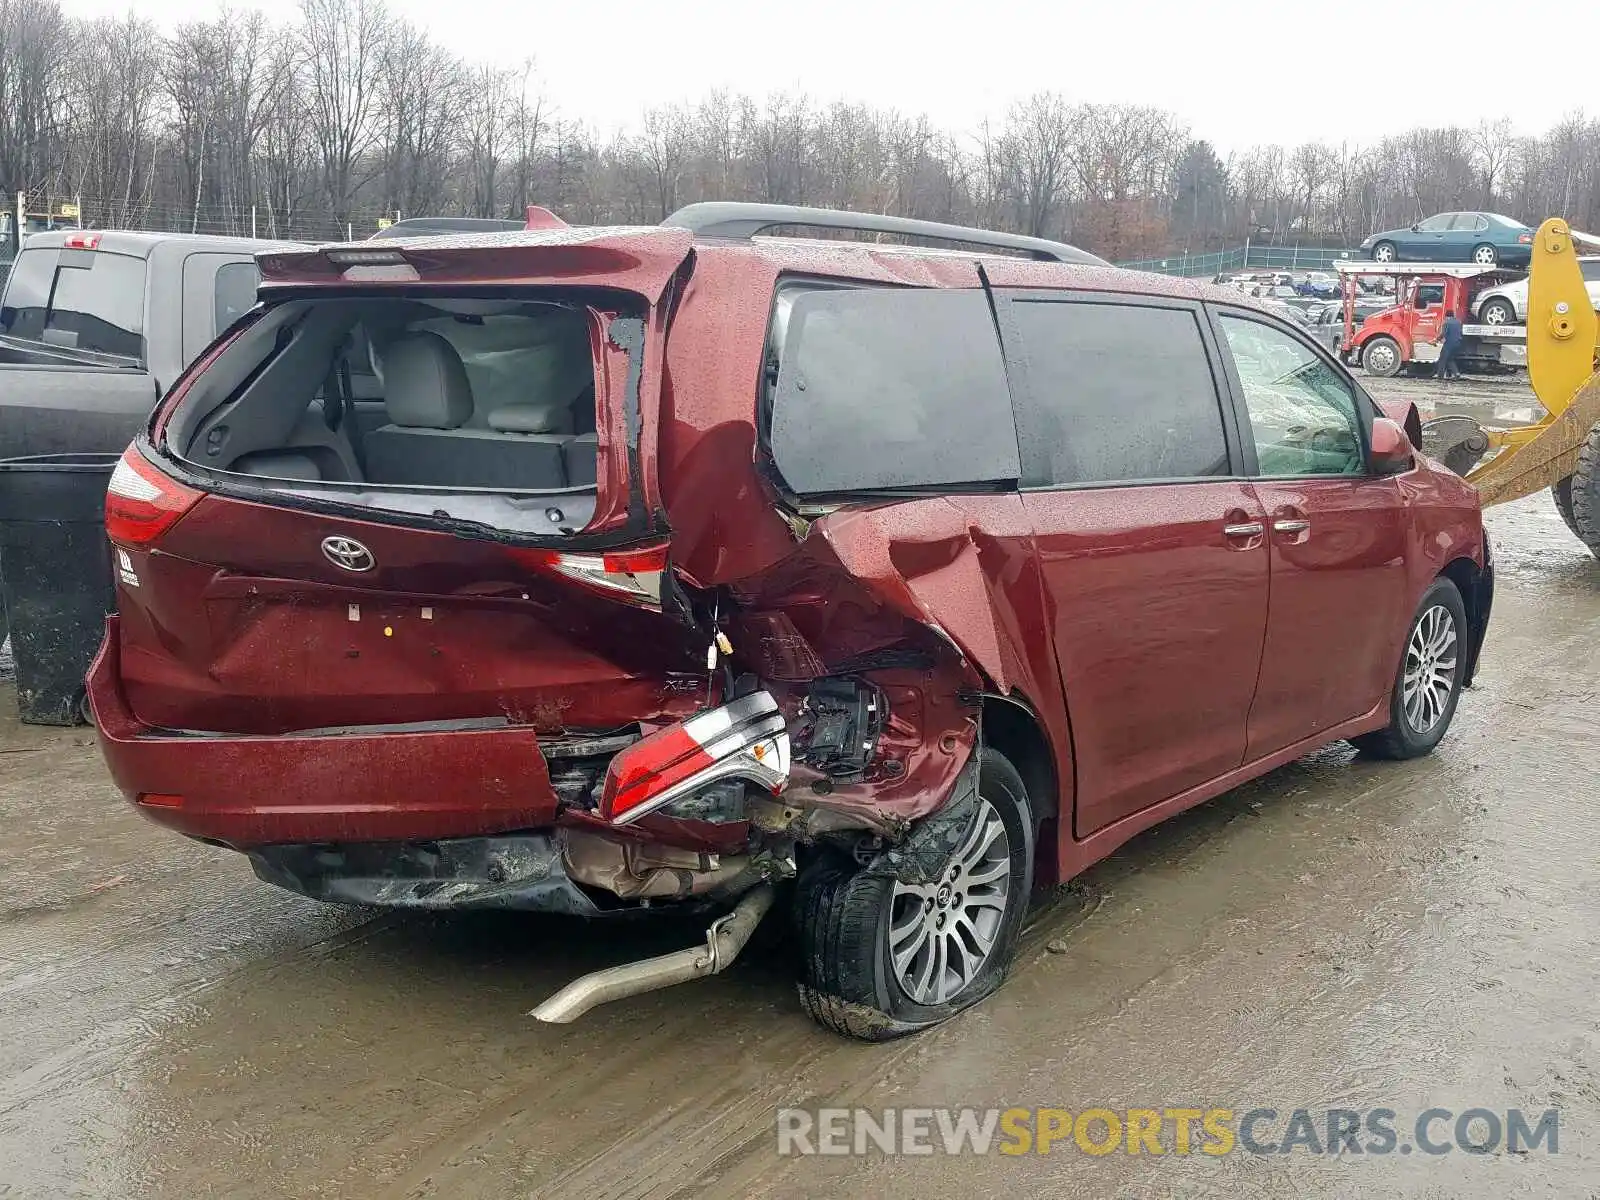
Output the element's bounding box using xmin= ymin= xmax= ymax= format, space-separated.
xmin=980 ymin=693 xmax=1066 ymax=885
xmin=1439 ymin=554 xmax=1490 ymax=687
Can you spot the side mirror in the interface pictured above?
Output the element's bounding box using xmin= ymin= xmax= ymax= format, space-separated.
xmin=1410 ymin=223 xmax=1421 ymax=232
xmin=1369 ymin=417 xmax=1415 ymax=475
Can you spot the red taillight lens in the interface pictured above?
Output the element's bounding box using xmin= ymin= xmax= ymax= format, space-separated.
xmin=510 ymin=543 xmax=668 ymax=605
xmin=105 ymin=447 xmax=201 ymax=546
xmin=1519 ymin=234 xmax=1533 ymax=244
xmin=64 ymin=231 xmax=101 ymax=250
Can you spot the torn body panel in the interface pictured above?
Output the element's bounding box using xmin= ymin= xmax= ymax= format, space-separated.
xmin=712 ymin=494 xmax=1072 ymax=835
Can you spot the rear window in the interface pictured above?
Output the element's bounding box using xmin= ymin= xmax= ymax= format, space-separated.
xmin=768 ymin=288 xmax=1019 ymax=495
xmin=1006 ymin=299 xmax=1230 ymax=486
xmin=0 ymin=247 xmax=146 ymax=362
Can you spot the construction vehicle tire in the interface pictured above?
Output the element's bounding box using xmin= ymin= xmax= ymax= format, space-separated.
xmin=1567 ymin=426 xmax=1600 ymax=558
xmin=1553 ymin=476 xmax=1580 ymax=539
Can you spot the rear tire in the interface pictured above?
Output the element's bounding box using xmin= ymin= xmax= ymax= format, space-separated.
xmin=1362 ymin=335 xmax=1404 ymax=377
xmin=1569 ymin=424 xmax=1600 ymax=559
xmin=1472 ymin=243 xmax=1499 ymax=266
xmin=795 ymin=748 xmax=1034 ymax=1041
xmin=1480 ymin=297 xmax=1517 ymax=325
xmin=1350 ymin=577 xmax=1467 ymax=760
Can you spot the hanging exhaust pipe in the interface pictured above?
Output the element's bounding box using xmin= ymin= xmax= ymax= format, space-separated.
xmin=529 ymin=883 xmax=776 ymax=1024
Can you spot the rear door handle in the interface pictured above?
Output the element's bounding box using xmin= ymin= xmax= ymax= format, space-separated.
xmin=1223 ymin=522 xmax=1264 ymax=537
xmin=1273 ymin=519 xmax=1310 ymax=533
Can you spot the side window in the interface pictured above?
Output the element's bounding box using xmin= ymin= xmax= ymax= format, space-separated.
xmin=1218 ymin=314 xmax=1364 ymax=478
xmin=213 ymin=262 xmax=261 ymax=335
xmin=1416 ymin=214 xmax=1452 ymax=233
xmin=1006 ymin=299 xmax=1230 ymax=487
xmin=768 ymin=287 xmax=1019 ymax=495
xmin=1580 ymin=261 xmax=1600 ymax=283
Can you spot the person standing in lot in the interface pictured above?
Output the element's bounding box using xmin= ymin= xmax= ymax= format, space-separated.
xmin=1435 ymin=309 xmax=1464 ymax=380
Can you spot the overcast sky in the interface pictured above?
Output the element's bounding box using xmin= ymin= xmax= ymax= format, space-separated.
xmin=66 ymin=0 xmax=1597 ymax=152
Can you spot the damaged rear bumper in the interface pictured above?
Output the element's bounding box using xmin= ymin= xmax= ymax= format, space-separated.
xmin=90 ymin=618 xmax=565 ymax=848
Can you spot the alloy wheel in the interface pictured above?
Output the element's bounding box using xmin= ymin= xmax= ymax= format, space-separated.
xmin=1473 ymin=245 xmax=1498 ymax=266
xmin=888 ymin=798 xmax=1012 ymax=1005
xmin=1403 ymin=604 xmax=1458 ymax=734
xmin=1374 ymin=244 xmax=1395 ymax=262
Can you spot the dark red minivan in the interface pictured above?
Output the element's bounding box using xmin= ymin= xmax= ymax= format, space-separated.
xmin=89 ymin=204 xmax=1492 ymax=1040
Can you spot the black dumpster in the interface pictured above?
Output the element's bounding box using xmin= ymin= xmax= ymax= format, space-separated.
xmin=0 ymin=453 xmax=120 ymax=724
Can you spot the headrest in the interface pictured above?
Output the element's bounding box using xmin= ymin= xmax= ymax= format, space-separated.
xmin=379 ymin=332 xmax=473 ymax=429
xmin=487 ymin=404 xmax=575 ymax=435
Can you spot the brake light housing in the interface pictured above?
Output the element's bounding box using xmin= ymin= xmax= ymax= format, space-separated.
xmin=510 ymin=543 xmax=668 ymax=606
xmin=105 ymin=447 xmax=202 ymax=546
xmin=63 ymin=231 xmax=101 ymax=250
xmin=601 ymin=691 xmax=790 ymax=824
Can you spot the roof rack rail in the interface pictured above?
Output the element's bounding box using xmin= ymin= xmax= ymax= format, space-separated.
xmin=661 ymin=202 xmax=1104 ymax=265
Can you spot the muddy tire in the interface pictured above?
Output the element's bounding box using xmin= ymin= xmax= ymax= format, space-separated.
xmin=794 ymin=748 xmax=1033 ymax=1041
xmin=1350 ymin=577 xmax=1468 ymax=760
xmin=1567 ymin=425 xmax=1600 ymax=559
xmin=1553 ymin=475 xmax=1581 ymax=539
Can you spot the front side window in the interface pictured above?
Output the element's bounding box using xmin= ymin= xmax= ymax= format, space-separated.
xmin=1006 ymin=299 xmax=1230 ymax=487
xmin=1416 ymin=214 xmax=1454 ymax=233
xmin=768 ymin=287 xmax=1019 ymax=495
xmin=1218 ymin=314 xmax=1364 ymax=477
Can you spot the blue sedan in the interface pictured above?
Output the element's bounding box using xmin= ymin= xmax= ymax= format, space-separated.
xmin=1360 ymin=212 xmax=1533 ymax=267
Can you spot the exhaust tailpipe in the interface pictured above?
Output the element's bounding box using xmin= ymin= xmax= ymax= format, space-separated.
xmin=529 ymin=883 xmax=776 ymax=1024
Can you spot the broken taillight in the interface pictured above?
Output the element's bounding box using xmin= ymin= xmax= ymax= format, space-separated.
xmin=602 ymin=692 xmax=790 ymax=824
xmin=510 ymin=543 xmax=668 ymax=606
xmin=105 ymin=446 xmax=202 ymax=546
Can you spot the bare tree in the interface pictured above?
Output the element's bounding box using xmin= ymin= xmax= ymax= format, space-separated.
xmin=300 ymin=0 xmax=388 ymax=228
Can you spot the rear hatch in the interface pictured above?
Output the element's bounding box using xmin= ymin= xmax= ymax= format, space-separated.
xmin=109 ymin=228 xmax=706 ymax=738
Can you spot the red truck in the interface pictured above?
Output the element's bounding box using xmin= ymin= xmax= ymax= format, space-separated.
xmin=1332 ymin=261 xmax=1528 ymax=376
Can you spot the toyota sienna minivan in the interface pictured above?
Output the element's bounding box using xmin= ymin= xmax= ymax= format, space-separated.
xmin=89 ymin=203 xmax=1492 ymax=1040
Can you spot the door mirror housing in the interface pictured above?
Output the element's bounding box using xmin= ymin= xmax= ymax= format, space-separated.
xmin=1369 ymin=417 xmax=1415 ymax=475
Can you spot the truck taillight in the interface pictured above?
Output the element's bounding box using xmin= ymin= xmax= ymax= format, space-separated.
xmin=105 ymin=447 xmax=201 ymax=545
xmin=63 ymin=232 xmax=101 ymax=250
xmin=510 ymin=543 xmax=668 ymax=605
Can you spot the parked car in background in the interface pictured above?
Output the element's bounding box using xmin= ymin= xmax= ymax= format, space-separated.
xmin=1360 ymin=213 xmax=1533 ymax=267
xmin=0 ymin=230 xmax=292 ymax=462
xmin=1297 ymin=271 xmax=1339 ymax=298
xmin=90 ymin=203 xmax=1490 ymax=1042
xmin=1473 ymin=256 xmax=1600 ymax=324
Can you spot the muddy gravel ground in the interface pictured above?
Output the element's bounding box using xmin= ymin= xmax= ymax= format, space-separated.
xmin=3 ymin=375 xmax=1598 ymax=1199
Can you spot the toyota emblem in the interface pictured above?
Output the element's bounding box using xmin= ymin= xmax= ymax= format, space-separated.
xmin=321 ymin=536 xmax=375 ymax=572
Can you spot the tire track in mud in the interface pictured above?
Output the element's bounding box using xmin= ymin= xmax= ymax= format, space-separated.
xmin=377 ymin=887 xmax=1112 ymax=1200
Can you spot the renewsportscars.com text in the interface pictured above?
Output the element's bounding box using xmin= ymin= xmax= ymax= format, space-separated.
xmin=776 ymin=1106 xmax=1560 ymax=1157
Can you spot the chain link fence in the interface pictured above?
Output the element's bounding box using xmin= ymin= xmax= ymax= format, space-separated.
xmin=1118 ymin=244 xmax=1360 ymax=277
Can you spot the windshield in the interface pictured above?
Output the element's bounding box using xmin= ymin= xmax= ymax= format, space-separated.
xmin=0 ymin=247 xmax=147 ymax=364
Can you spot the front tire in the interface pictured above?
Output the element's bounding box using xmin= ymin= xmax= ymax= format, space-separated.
xmin=1567 ymin=424 xmax=1600 ymax=559
xmin=1371 ymin=241 xmax=1397 ymax=263
xmin=1350 ymin=577 xmax=1467 ymax=760
xmin=1553 ymin=475 xmax=1580 ymax=538
xmin=795 ymin=747 xmax=1034 ymax=1041
xmin=1362 ymin=334 xmax=1403 ymax=377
